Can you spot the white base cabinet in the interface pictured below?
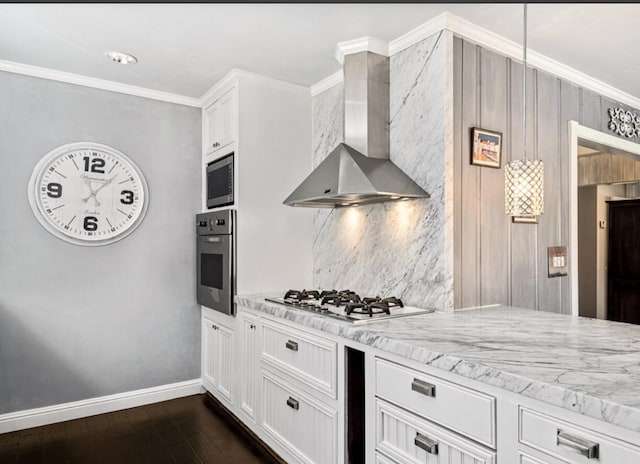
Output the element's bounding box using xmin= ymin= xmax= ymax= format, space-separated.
xmin=202 ymin=316 xmax=234 ymax=406
xmin=238 ymin=311 xmax=258 ymax=424
xmin=202 ymin=306 xmax=640 ymax=464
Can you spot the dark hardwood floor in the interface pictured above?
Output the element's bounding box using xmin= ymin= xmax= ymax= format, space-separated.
xmin=0 ymin=395 xmax=266 ymax=464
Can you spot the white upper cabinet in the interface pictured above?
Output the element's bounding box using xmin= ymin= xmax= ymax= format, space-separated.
xmin=204 ymin=86 xmax=236 ymax=155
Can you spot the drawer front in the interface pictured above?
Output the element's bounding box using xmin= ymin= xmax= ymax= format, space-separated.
xmin=261 ymin=319 xmax=337 ymax=397
xmin=376 ymin=399 xmax=496 ymax=464
xmin=376 ymin=452 xmax=397 ymax=464
xmin=519 ymin=407 xmax=640 ymax=464
xmin=520 ymin=451 xmax=566 ymax=464
xmin=261 ymin=370 xmax=338 ymax=464
xmin=376 ymin=358 xmax=496 ymax=448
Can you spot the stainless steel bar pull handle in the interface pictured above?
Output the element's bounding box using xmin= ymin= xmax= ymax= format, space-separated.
xmin=286 ymin=397 xmax=299 ymax=410
xmin=411 ymin=378 xmax=436 ymax=397
xmin=204 ymin=237 xmax=221 ymax=243
xmin=557 ymin=429 xmax=599 ymax=459
xmin=414 ymin=433 xmax=438 ymax=455
xmin=285 ymin=340 xmax=299 ymax=351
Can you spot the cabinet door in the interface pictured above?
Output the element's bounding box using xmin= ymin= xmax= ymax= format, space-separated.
xmin=215 ymin=323 xmax=234 ymax=404
xmin=202 ymin=318 xmax=218 ymax=391
xmin=239 ymin=312 xmax=258 ymax=423
xmin=204 ymin=103 xmax=219 ymax=155
xmin=216 ymin=88 xmax=235 ymax=150
xmin=204 ymin=87 xmax=235 ymax=155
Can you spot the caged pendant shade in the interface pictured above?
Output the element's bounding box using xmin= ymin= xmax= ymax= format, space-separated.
xmin=505 ymin=1 xmax=544 ymax=217
xmin=505 ymin=159 xmax=544 ymax=215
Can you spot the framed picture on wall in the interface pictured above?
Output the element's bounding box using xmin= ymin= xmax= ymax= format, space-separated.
xmin=512 ymin=215 xmax=538 ymax=224
xmin=471 ymin=127 xmax=502 ymax=168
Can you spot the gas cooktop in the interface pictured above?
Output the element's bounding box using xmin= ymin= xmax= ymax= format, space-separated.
xmin=265 ymin=289 xmax=434 ymax=324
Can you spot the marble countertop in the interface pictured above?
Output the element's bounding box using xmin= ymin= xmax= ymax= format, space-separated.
xmin=237 ymin=294 xmax=640 ymax=434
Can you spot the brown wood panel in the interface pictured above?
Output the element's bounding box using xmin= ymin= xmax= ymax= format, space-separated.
xmin=509 ymin=59 xmax=538 ymax=309
xmin=478 ymin=47 xmax=510 ymax=306
xmin=459 ymin=39 xmax=481 ymax=308
xmin=453 ymin=36 xmax=464 ymax=309
xmin=559 ymin=80 xmax=581 ymax=315
xmin=593 ymin=153 xmax=613 ymax=184
xmin=578 ymin=155 xmax=591 ymax=186
xmin=0 ymin=395 xmax=267 ymax=464
xmin=536 ymin=71 xmax=564 ymax=312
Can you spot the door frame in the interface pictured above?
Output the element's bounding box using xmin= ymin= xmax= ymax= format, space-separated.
xmin=569 ymin=120 xmax=640 ymax=316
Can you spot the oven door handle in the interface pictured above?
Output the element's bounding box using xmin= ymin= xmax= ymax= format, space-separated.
xmin=203 ymin=237 xmax=221 ymax=243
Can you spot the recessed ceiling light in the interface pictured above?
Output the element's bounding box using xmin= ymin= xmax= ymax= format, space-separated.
xmin=105 ymin=51 xmax=137 ymax=65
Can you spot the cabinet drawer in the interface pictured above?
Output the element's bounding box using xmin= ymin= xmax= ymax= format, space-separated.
xmin=520 ymin=451 xmax=564 ymax=464
xmin=261 ymin=370 xmax=337 ymax=464
xmin=376 ymin=452 xmax=397 ymax=464
xmin=376 ymin=399 xmax=496 ymax=464
xmin=375 ymin=358 xmax=496 ymax=448
xmin=519 ymin=407 xmax=640 ymax=464
xmin=261 ymin=319 xmax=337 ymax=397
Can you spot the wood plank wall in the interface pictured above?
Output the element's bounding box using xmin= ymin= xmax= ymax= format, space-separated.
xmin=453 ymin=37 xmax=640 ymax=313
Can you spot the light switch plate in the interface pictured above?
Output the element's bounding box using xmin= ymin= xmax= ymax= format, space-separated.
xmin=548 ymin=246 xmax=568 ymax=277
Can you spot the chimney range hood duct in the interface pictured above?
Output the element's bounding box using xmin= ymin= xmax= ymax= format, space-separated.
xmin=284 ymin=51 xmax=429 ymax=208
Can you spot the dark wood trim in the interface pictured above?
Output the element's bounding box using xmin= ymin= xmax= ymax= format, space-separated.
xmin=203 ymin=391 xmax=286 ymax=464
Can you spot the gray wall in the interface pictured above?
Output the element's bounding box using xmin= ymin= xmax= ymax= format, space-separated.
xmin=312 ymin=32 xmax=453 ymax=311
xmin=0 ymin=71 xmax=201 ymax=414
xmin=452 ymin=37 xmax=640 ymax=313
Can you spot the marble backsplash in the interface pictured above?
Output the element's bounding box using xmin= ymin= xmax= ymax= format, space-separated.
xmin=312 ymin=31 xmax=453 ymax=311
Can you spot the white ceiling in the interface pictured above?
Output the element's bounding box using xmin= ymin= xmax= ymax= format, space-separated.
xmin=0 ymin=3 xmax=638 ymax=100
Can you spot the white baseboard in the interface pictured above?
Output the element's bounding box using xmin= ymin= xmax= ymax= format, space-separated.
xmin=0 ymin=378 xmax=202 ymax=434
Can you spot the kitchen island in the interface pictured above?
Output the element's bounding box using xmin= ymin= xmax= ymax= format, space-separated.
xmin=211 ymin=294 xmax=640 ymax=464
xmin=237 ymin=295 xmax=640 ymax=435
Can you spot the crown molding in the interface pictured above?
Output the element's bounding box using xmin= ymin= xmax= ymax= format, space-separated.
xmin=0 ymin=59 xmax=201 ymax=107
xmin=312 ymin=11 xmax=640 ymax=110
xmin=388 ymin=12 xmax=449 ymax=56
xmin=310 ymin=70 xmax=343 ymax=97
xmin=334 ymin=36 xmax=389 ymax=64
xmin=443 ymin=12 xmax=640 ymax=110
xmin=199 ymin=68 xmax=309 ymax=107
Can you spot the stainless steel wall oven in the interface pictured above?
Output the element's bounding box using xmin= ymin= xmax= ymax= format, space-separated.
xmin=196 ymin=209 xmax=235 ymax=315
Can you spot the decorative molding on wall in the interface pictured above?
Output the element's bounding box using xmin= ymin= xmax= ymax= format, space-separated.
xmin=608 ymin=107 xmax=640 ymax=138
xmin=0 ymin=59 xmax=202 ymax=107
xmin=0 ymin=379 xmax=202 ymax=434
xmin=199 ymin=68 xmax=309 ymax=108
xmin=311 ymin=12 xmax=640 ymax=110
xmin=310 ymin=71 xmax=343 ymax=97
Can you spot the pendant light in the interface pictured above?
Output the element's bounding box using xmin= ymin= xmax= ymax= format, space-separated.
xmin=505 ymin=2 xmax=544 ymax=217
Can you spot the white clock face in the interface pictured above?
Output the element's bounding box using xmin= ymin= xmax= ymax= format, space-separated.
xmin=28 ymin=142 xmax=149 ymax=246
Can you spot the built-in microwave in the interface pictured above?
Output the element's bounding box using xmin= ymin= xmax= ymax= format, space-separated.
xmin=206 ymin=153 xmax=234 ymax=209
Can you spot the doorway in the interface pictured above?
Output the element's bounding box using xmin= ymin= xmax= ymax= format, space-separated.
xmin=570 ymin=121 xmax=640 ymax=319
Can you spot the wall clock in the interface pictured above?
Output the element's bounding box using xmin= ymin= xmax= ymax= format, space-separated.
xmin=27 ymin=142 xmax=149 ymax=246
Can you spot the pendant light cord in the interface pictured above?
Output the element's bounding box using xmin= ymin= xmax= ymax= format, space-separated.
xmin=523 ymin=1 xmax=528 ymax=161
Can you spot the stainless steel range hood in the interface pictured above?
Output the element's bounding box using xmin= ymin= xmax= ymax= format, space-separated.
xmin=284 ymin=51 xmax=429 ymax=208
